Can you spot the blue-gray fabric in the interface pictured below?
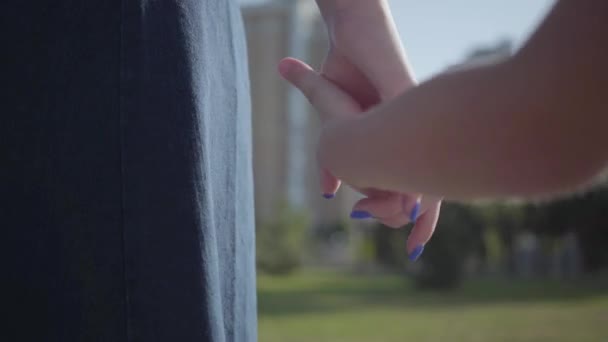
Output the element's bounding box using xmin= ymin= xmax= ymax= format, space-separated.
xmin=3 ymin=1 xmax=256 ymax=341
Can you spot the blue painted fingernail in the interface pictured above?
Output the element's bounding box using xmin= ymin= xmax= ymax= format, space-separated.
xmin=323 ymin=193 xmax=335 ymax=199
xmin=350 ymin=210 xmax=372 ymax=219
xmin=409 ymin=245 xmax=425 ymax=262
xmin=409 ymin=201 xmax=421 ymax=222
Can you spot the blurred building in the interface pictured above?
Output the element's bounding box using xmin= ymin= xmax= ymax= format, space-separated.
xmin=447 ymin=39 xmax=512 ymax=72
xmin=242 ymin=0 xmax=359 ymax=227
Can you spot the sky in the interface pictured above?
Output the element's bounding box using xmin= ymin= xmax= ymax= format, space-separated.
xmin=241 ymin=0 xmax=556 ymax=81
xmin=387 ymin=0 xmax=555 ymax=80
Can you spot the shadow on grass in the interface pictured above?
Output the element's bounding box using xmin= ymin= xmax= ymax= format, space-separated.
xmin=258 ymin=273 xmax=608 ymax=317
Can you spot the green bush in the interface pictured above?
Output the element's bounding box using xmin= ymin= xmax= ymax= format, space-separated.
xmin=311 ymin=220 xmax=348 ymax=244
xmin=256 ymin=203 xmax=309 ymax=275
xmin=372 ymin=223 xmax=408 ymax=269
xmin=414 ymin=203 xmax=483 ymax=290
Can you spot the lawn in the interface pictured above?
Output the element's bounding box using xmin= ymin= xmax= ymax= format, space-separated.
xmin=258 ymin=270 xmax=608 ymax=342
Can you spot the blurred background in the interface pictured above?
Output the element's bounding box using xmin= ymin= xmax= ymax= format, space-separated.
xmin=239 ymin=0 xmax=608 ymax=341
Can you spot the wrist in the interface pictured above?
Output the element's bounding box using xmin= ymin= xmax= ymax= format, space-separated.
xmin=320 ymin=0 xmax=391 ymax=51
xmin=331 ymin=0 xmax=383 ymax=11
xmin=316 ymin=0 xmax=382 ymax=11
xmin=317 ymin=0 xmax=386 ymax=27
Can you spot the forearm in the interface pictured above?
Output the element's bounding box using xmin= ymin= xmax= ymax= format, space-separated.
xmin=319 ymin=63 xmax=522 ymax=198
xmin=320 ymin=60 xmax=606 ymax=200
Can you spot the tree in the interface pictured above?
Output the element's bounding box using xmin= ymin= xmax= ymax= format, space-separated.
xmin=531 ymin=187 xmax=608 ymax=272
xmin=413 ymin=203 xmax=484 ymax=289
xmin=256 ymin=203 xmax=309 ymax=275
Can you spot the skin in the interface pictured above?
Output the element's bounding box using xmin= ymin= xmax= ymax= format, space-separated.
xmin=283 ymin=0 xmax=608 ymax=256
xmin=312 ymin=0 xmax=442 ymax=258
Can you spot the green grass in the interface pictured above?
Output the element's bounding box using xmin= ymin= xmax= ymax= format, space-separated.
xmin=258 ymin=270 xmax=608 ymax=342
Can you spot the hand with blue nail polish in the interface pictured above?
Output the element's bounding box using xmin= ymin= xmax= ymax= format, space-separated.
xmin=278 ymin=57 xmax=442 ymax=259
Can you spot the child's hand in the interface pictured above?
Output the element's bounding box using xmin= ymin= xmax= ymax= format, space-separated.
xmin=278 ymin=57 xmax=441 ymax=260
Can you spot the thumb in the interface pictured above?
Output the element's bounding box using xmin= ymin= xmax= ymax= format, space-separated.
xmin=278 ymin=57 xmax=362 ymax=121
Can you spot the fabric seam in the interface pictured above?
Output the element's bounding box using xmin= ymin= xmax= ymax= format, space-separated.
xmin=118 ymin=0 xmax=132 ymax=340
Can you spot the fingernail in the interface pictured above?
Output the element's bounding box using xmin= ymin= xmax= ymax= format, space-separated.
xmin=409 ymin=245 xmax=425 ymax=262
xmin=350 ymin=210 xmax=372 ymax=219
xmin=409 ymin=200 xmax=421 ymax=222
xmin=323 ymin=193 xmax=335 ymax=199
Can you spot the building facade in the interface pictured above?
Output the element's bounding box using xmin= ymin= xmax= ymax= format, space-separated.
xmin=242 ymin=0 xmax=359 ymax=227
